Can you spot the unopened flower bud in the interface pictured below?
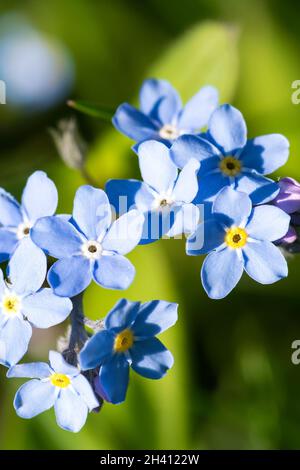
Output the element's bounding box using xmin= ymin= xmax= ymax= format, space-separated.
xmin=50 ymin=118 xmax=87 ymax=170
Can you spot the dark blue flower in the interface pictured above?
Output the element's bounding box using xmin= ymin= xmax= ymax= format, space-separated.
xmin=113 ymin=78 xmax=218 ymax=146
xmin=171 ymin=104 xmax=289 ymax=205
xmin=79 ymin=299 xmax=177 ymax=404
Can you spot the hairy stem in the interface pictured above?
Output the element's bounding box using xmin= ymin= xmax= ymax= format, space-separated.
xmin=63 ymin=292 xmax=88 ymax=366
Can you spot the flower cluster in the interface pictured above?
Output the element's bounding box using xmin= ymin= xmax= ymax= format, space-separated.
xmin=0 ymin=78 xmax=295 ymax=432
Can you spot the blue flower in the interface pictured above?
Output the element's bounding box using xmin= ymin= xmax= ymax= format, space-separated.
xmin=171 ymin=104 xmax=289 ymax=205
xmin=31 ymin=186 xmax=144 ymax=297
xmin=79 ymin=299 xmax=177 ymax=404
xmin=7 ymin=351 xmax=99 ymax=433
xmin=0 ymin=242 xmax=72 ymax=366
xmin=186 ymin=187 xmax=290 ymax=299
xmin=0 ymin=171 xmax=58 ymax=263
xmin=113 ymin=78 xmax=218 ymax=146
xmin=106 ymin=140 xmax=200 ymax=243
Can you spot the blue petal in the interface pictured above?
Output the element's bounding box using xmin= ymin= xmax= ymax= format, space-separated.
xmin=54 ymin=388 xmax=88 ymax=432
xmin=105 ymin=299 xmax=140 ymax=333
xmin=172 ymin=159 xmax=200 ymax=203
xmin=201 ymin=248 xmax=244 ymax=299
xmin=208 ymin=104 xmax=247 ymax=154
xmin=0 ymin=269 xmax=5 ymax=298
xmin=7 ymin=238 xmax=46 ymax=295
xmin=132 ymin=300 xmax=178 ymax=339
xmin=7 ymin=362 xmax=51 ymax=379
xmin=194 ymin=172 xmax=229 ymax=203
xmin=105 ymin=179 xmax=154 ymax=213
xmin=21 ymin=171 xmax=58 ymax=223
xmin=139 ymin=78 xmax=181 ymax=123
xmin=156 ymin=90 xmax=182 ymax=125
xmin=112 ymin=103 xmax=157 ymax=141
xmin=72 ymin=186 xmax=111 ymax=240
xmin=0 ymin=317 xmax=32 ymax=367
xmin=0 ymin=229 xmax=18 ymax=262
xmin=130 ymin=337 xmax=174 ymax=379
xmin=139 ymin=209 xmax=178 ymax=244
xmin=166 ymin=203 xmax=200 ymax=237
xmin=99 ymin=354 xmax=129 ymax=404
xmin=235 ymin=172 xmax=280 ymax=205
xmin=93 ymin=254 xmax=135 ymax=290
xmin=48 ymin=256 xmax=92 ymax=297
xmin=102 ymin=210 xmax=144 ymax=255
xmin=178 ymin=85 xmax=219 ymax=130
xmin=212 ymin=187 xmax=252 ymax=226
xmin=31 ymin=216 xmax=83 ymax=258
xmin=170 ymin=134 xmax=220 ymax=169
xmin=49 ymin=351 xmax=79 ymax=376
xmin=138 ymin=140 xmax=178 ymax=193
xmin=0 ymin=188 xmax=22 ymax=226
xmin=240 ymin=134 xmax=289 ymax=175
xmin=71 ymin=374 xmax=99 ymax=410
xmin=186 ymin=219 xmax=225 ymax=255
xmin=22 ymin=288 xmax=72 ymax=328
xmin=243 ymin=240 xmax=288 ymax=284
xmin=14 ymin=380 xmax=56 ymax=418
xmin=79 ymin=330 xmax=114 ymax=370
xmin=246 ymin=206 xmax=290 ymax=241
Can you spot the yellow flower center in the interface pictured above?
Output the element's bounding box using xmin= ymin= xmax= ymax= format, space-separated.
xmin=219 ymin=156 xmax=242 ymax=176
xmin=50 ymin=373 xmax=71 ymax=388
xmin=114 ymin=329 xmax=134 ymax=353
xmin=225 ymin=227 xmax=248 ymax=249
xmin=2 ymin=294 xmax=21 ymax=315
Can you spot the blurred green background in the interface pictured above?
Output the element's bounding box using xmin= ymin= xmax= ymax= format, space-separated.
xmin=0 ymin=0 xmax=300 ymax=450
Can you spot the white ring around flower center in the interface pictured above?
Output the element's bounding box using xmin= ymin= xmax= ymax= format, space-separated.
xmin=152 ymin=192 xmax=174 ymax=211
xmin=159 ymin=124 xmax=180 ymax=140
xmin=81 ymin=240 xmax=103 ymax=260
xmin=16 ymin=222 xmax=32 ymax=240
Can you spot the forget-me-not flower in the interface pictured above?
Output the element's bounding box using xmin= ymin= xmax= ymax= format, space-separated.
xmin=106 ymin=140 xmax=200 ymax=243
xmin=0 ymin=242 xmax=72 ymax=366
xmin=79 ymin=298 xmax=177 ymax=404
xmin=8 ymin=351 xmax=99 ymax=433
xmin=113 ymin=78 xmax=218 ymax=146
xmin=187 ymin=187 xmax=290 ymax=299
xmin=171 ymin=104 xmax=289 ymax=204
xmin=31 ymin=186 xmax=144 ymax=297
xmin=0 ymin=171 xmax=58 ymax=262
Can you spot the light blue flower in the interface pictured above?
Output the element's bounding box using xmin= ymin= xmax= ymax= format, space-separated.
xmin=106 ymin=140 xmax=200 ymax=243
xmin=0 ymin=171 xmax=58 ymax=263
xmin=31 ymin=186 xmax=144 ymax=297
xmin=0 ymin=242 xmax=72 ymax=366
xmin=7 ymin=351 xmax=99 ymax=433
xmin=113 ymin=78 xmax=218 ymax=146
xmin=187 ymin=187 xmax=290 ymax=299
xmin=79 ymin=299 xmax=177 ymax=404
xmin=171 ymin=104 xmax=289 ymax=204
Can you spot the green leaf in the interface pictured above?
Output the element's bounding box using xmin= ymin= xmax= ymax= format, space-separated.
xmin=67 ymin=100 xmax=115 ymax=121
